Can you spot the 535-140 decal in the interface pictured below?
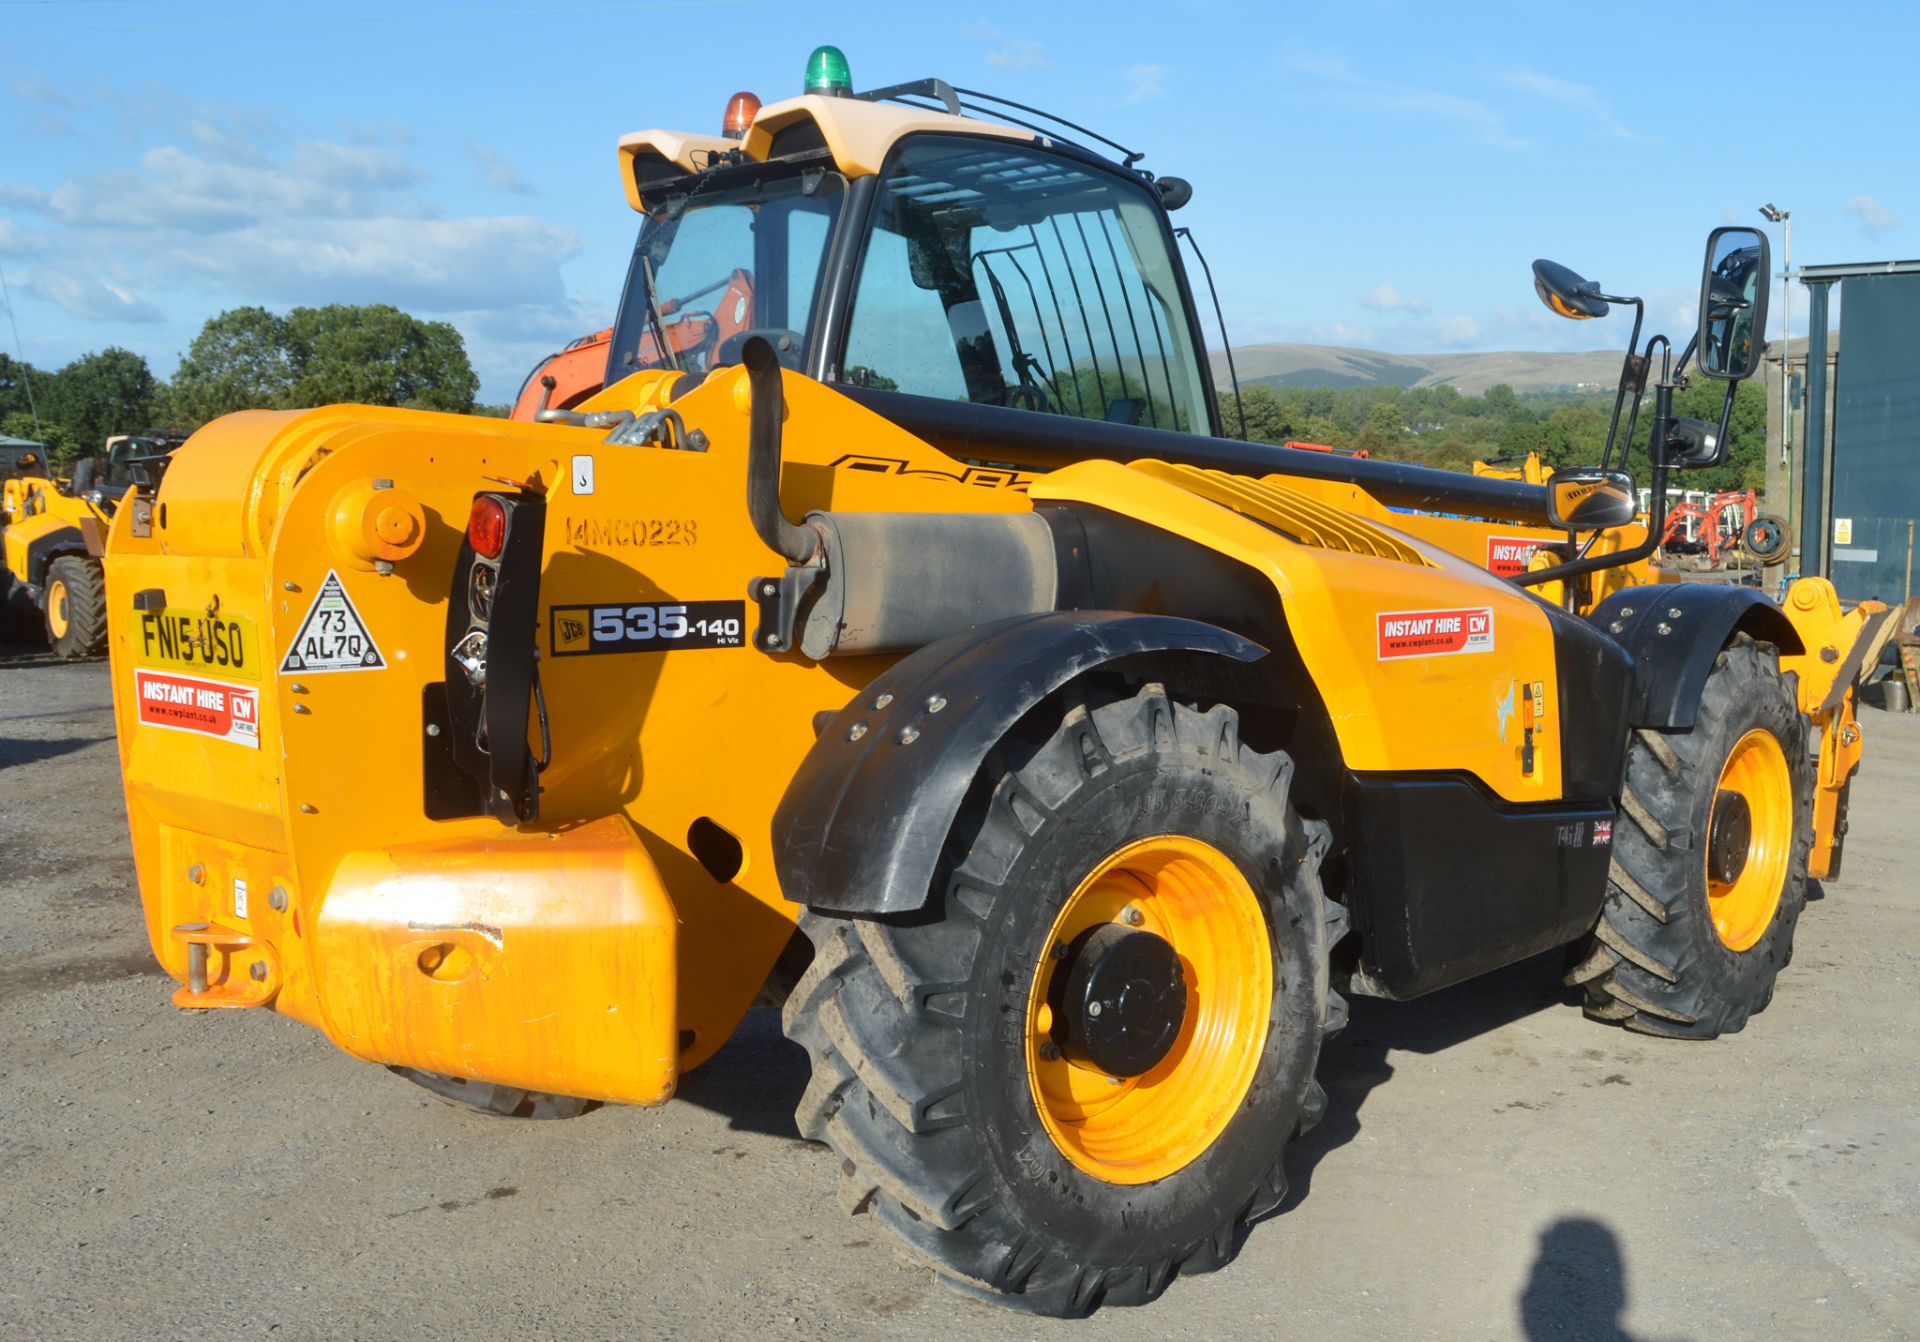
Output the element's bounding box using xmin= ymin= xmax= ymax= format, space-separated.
xmin=550 ymin=600 xmax=746 ymax=655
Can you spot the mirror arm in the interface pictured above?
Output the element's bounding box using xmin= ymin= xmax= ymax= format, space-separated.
xmin=1517 ymin=339 xmax=1675 ymax=590
xmin=1671 ymin=328 xmax=1700 ymax=380
xmin=1598 ymin=298 xmax=1645 ymax=472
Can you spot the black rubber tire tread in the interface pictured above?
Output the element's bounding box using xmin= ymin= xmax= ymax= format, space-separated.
xmin=45 ymin=555 xmax=108 ymax=659
xmin=1573 ymin=638 xmax=1812 ymax=1039
xmin=783 ymin=684 xmax=1346 ymax=1316
xmin=385 ymin=1065 xmax=602 ymax=1119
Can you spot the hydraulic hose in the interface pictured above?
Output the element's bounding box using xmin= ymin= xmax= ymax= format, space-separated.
xmin=742 ymin=336 xmax=820 ymax=564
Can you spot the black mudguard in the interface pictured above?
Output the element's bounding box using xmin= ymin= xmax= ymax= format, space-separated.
xmin=1590 ymin=583 xmax=1803 ymax=729
xmin=772 ymin=610 xmax=1266 ymax=915
xmin=24 ymin=524 xmax=86 ymax=591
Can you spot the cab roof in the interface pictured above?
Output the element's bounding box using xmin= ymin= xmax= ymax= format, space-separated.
xmin=615 ymin=84 xmax=1128 ymax=213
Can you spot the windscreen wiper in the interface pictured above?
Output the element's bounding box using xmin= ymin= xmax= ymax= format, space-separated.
xmin=639 ymin=254 xmax=683 ymax=374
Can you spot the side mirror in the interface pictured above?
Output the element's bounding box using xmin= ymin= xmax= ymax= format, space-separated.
xmin=1547 ymin=468 xmax=1638 ymax=530
xmin=1532 ymin=260 xmax=1609 ymax=320
xmin=1697 ymin=226 xmax=1770 ymax=380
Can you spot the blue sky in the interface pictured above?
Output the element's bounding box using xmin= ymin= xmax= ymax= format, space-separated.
xmin=2 ymin=0 xmax=1915 ymax=402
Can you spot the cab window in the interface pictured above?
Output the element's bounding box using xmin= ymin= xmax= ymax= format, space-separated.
xmin=840 ymin=136 xmax=1210 ymax=432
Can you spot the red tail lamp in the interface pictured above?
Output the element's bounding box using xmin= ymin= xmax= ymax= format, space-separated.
xmin=467 ymin=495 xmax=507 ymax=560
xmin=722 ymin=91 xmax=761 ymax=140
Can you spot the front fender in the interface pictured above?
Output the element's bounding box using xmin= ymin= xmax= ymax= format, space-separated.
xmin=771 ymin=610 xmax=1265 ymax=915
xmin=1590 ymin=583 xmax=1804 ymax=729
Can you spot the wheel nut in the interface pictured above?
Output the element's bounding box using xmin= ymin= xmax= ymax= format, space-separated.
xmin=1121 ymin=906 xmax=1143 ymax=926
xmin=1039 ymin=1042 xmax=1062 ymax=1062
xmin=1087 ymin=1000 xmax=1104 ymax=1018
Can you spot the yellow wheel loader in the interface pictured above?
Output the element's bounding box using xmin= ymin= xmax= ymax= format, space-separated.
xmin=3 ymin=432 xmax=183 ymax=656
xmin=103 ymin=50 xmax=1896 ymax=1314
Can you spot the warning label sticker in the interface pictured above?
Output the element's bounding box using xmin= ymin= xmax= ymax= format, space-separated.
xmin=1377 ymin=606 xmax=1495 ymax=660
xmin=133 ymin=668 xmax=260 ymax=748
xmin=1485 ymin=535 xmax=1548 ymax=578
xmin=279 ymin=569 xmax=386 ymax=674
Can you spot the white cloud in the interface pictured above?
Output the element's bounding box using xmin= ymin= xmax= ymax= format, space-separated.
xmin=1123 ymin=64 xmax=1169 ymax=105
xmin=985 ymin=38 xmax=1051 ymax=72
xmin=1288 ymin=51 xmax=1526 ymax=149
xmin=0 ymin=217 xmax=52 ymax=257
xmin=24 ymin=270 xmax=164 ymax=324
xmin=1359 ymin=282 xmax=1429 ymax=314
xmin=1497 ymin=67 xmax=1646 ymax=141
xmin=0 ymin=182 xmax=52 ymax=212
xmin=1843 ymin=194 xmax=1898 ymax=236
xmin=9 ymin=77 xmax=85 ymax=111
xmin=466 ymin=142 xmax=536 ymax=196
xmin=1311 ymin=321 xmax=1375 ymax=346
xmin=168 ymin=215 xmax=579 ymax=311
xmin=1429 ymin=314 xmax=1483 ymax=346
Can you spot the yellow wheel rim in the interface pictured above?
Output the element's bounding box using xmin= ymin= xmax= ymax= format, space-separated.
xmin=1025 ymin=835 xmax=1272 ymax=1185
xmin=1707 ymin=728 xmax=1792 ymax=951
xmin=47 ymin=578 xmax=70 ymax=639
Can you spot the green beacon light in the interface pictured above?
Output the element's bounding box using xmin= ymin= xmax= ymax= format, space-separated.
xmin=804 ymin=45 xmax=852 ymax=97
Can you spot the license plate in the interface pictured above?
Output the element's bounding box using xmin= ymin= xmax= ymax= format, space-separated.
xmin=130 ymin=607 xmax=263 ymax=680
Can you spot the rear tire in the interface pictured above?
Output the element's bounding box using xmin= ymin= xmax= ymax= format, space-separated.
xmin=782 ymin=683 xmax=1346 ymax=1315
xmin=45 ymin=555 xmax=108 ymax=659
xmin=386 ymin=1066 xmax=601 ymax=1119
xmin=1568 ymin=638 xmax=1811 ymax=1038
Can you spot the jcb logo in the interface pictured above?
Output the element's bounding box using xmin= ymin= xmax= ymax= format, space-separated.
xmin=554 ymin=616 xmax=589 ymax=653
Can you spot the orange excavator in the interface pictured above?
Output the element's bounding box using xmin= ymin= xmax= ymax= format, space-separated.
xmin=510 ymin=93 xmax=766 ymax=422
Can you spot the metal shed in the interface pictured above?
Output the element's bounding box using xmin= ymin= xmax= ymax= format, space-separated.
xmin=1798 ymin=259 xmax=1920 ymax=604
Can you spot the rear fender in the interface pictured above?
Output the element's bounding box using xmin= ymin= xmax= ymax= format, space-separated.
xmin=771 ymin=611 xmax=1265 ymax=915
xmin=1590 ymin=584 xmax=1805 ymax=729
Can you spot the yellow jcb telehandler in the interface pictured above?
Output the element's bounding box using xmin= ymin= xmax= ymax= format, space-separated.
xmin=103 ymin=49 xmax=1897 ymax=1314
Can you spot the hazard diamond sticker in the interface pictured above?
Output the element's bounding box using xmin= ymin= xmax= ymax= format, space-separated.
xmin=1377 ymin=606 xmax=1495 ymax=660
xmin=279 ymin=569 xmax=386 ymax=674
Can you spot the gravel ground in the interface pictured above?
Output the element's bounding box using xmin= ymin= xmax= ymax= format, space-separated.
xmin=2 ymin=643 xmax=1916 ymax=1341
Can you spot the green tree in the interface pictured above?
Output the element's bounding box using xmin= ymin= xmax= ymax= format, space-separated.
xmin=166 ymin=306 xmax=294 ymax=426
xmin=1 ymin=410 xmax=79 ymax=459
xmin=282 ymin=304 xmax=479 ymax=412
xmin=1226 ymin=385 xmax=1293 ymax=443
xmin=39 ymin=348 xmax=159 ymax=456
xmin=0 ymin=353 xmax=45 ymax=426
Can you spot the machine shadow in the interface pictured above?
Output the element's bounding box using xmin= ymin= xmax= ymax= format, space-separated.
xmin=672 ymin=1005 xmax=811 ymax=1141
xmin=1279 ymin=947 xmax=1575 ymax=1214
xmin=680 ymin=946 xmax=1581 ymax=1153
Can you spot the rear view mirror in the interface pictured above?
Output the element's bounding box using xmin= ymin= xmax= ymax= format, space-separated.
xmin=1547 ymin=468 xmax=1638 ymax=530
xmin=1697 ymin=227 xmax=1770 ymax=380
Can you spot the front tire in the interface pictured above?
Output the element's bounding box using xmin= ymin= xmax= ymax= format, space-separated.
xmin=45 ymin=555 xmax=108 ymax=659
xmin=1569 ymin=638 xmax=1811 ymax=1037
xmin=783 ymin=683 xmax=1346 ymax=1315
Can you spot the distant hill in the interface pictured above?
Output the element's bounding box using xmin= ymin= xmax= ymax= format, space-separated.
xmin=1211 ymin=344 xmax=1626 ymax=396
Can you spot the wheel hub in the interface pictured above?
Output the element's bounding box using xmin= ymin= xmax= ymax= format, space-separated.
xmin=1708 ymin=789 xmax=1753 ymax=885
xmin=1053 ymin=923 xmax=1187 ymax=1078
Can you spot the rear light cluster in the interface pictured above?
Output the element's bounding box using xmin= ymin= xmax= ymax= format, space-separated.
xmin=456 ymin=491 xmax=516 ymax=688
xmin=467 ymin=495 xmax=507 ymax=560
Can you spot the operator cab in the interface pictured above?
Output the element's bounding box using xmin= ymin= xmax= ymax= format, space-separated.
xmin=605 ymin=51 xmax=1222 ymax=437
